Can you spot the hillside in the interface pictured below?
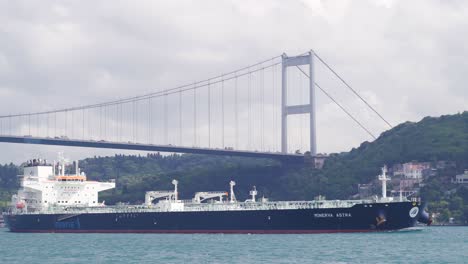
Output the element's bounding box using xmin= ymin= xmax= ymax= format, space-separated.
xmin=319 ymin=111 xmax=468 ymax=198
xmin=0 ymin=163 xmax=19 ymax=208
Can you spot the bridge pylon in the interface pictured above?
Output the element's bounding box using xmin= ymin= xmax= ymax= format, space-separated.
xmin=281 ymin=50 xmax=316 ymax=155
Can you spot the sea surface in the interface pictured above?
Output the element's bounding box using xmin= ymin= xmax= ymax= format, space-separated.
xmin=0 ymin=227 xmax=466 ymax=264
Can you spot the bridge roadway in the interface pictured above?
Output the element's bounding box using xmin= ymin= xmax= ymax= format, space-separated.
xmin=0 ymin=136 xmax=305 ymax=162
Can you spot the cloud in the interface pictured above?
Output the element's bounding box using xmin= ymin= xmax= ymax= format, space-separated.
xmin=0 ymin=0 xmax=467 ymax=163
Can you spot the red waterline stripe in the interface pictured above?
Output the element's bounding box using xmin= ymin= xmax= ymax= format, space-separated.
xmin=9 ymin=229 xmax=383 ymax=234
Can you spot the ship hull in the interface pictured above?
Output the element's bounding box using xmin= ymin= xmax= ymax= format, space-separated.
xmin=4 ymin=202 xmax=423 ymax=233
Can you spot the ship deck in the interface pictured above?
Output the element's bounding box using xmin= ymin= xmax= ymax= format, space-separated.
xmin=4 ymin=198 xmax=409 ymax=215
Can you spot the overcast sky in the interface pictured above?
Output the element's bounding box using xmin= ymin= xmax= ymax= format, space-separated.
xmin=0 ymin=0 xmax=467 ymax=164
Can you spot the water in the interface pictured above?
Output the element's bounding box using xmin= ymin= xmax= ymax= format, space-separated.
xmin=0 ymin=227 xmax=467 ymax=263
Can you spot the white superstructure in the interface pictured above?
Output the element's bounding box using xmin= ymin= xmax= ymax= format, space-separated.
xmin=12 ymin=158 xmax=115 ymax=213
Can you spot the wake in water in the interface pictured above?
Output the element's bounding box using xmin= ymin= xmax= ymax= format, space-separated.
xmin=386 ymin=227 xmax=425 ymax=233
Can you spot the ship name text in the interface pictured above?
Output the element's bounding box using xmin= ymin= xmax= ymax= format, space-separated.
xmin=314 ymin=213 xmax=352 ymax=218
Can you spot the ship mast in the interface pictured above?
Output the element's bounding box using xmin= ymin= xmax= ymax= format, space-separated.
xmin=378 ymin=165 xmax=390 ymax=199
xmin=250 ymin=186 xmax=258 ymax=202
xmin=172 ymin=180 xmax=178 ymax=201
xmin=229 ymin=181 xmax=236 ymax=203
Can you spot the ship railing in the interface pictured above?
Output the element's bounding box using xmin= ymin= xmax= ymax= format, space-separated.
xmin=8 ymin=199 xmax=385 ymax=215
xmin=23 ymin=176 xmax=39 ymax=181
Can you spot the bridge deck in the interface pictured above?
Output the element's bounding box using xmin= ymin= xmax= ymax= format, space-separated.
xmin=0 ymin=136 xmax=304 ymax=161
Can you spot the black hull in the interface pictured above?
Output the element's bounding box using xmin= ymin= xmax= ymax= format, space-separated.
xmin=4 ymin=202 xmax=424 ymax=234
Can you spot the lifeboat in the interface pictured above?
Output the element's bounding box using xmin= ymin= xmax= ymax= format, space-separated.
xmin=56 ymin=175 xmax=87 ymax=182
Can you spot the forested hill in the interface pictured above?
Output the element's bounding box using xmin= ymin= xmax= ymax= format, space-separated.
xmin=1 ymin=112 xmax=467 ymax=207
xmin=0 ymin=164 xmax=19 ymax=207
xmin=318 ymin=111 xmax=468 ymax=198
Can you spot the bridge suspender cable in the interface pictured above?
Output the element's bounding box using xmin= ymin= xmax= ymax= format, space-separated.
xmin=179 ymin=91 xmax=182 ymax=146
xmin=234 ymin=77 xmax=238 ymax=150
xmin=221 ymin=80 xmax=225 ymax=148
xmin=193 ymin=82 xmax=197 ymax=147
xmin=295 ymin=66 xmax=377 ymax=140
xmin=313 ymin=53 xmax=393 ymax=129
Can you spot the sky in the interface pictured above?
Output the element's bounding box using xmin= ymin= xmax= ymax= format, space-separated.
xmin=0 ymin=0 xmax=467 ymax=164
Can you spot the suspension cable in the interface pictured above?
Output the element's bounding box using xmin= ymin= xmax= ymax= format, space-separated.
xmin=296 ymin=66 xmax=377 ymax=140
xmin=314 ymin=53 xmax=393 ymax=128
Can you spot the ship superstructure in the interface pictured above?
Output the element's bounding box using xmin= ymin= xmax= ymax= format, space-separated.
xmin=12 ymin=157 xmax=115 ymax=214
xmin=4 ymin=160 xmax=431 ymax=233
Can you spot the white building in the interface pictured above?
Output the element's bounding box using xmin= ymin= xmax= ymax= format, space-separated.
xmin=453 ymin=170 xmax=468 ymax=184
xmin=402 ymin=162 xmax=431 ymax=179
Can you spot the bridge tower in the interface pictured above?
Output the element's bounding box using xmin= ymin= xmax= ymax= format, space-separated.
xmin=281 ymin=50 xmax=316 ymax=155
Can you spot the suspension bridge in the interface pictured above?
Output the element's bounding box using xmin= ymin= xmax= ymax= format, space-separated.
xmin=0 ymin=50 xmax=392 ymax=162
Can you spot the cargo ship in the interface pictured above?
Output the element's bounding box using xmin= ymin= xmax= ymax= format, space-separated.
xmin=3 ymin=157 xmax=431 ymax=233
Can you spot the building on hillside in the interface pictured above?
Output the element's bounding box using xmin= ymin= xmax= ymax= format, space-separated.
xmin=391 ymin=163 xmax=404 ymax=176
xmin=453 ymin=170 xmax=468 ymax=184
xmin=402 ymin=161 xmax=431 ymax=179
xmin=314 ymin=153 xmax=328 ymax=169
xmin=436 ymin=160 xmax=456 ymax=169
